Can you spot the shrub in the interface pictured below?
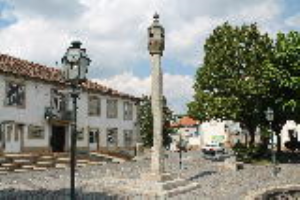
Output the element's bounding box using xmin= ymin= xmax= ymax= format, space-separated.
xmin=232 ymin=142 xmax=270 ymax=162
xmin=284 ymin=140 xmax=300 ymax=152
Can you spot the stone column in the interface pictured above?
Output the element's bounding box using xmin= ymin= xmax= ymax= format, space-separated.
xmin=146 ymin=13 xmax=169 ymax=181
xmin=150 ymin=53 xmax=164 ymax=175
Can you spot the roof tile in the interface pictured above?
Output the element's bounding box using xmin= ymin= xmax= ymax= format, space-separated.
xmin=0 ymin=53 xmax=139 ymax=101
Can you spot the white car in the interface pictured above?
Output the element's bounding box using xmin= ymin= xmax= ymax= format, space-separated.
xmin=202 ymin=143 xmax=225 ymax=154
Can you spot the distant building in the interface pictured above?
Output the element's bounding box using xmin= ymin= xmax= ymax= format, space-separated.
xmin=0 ymin=53 xmax=140 ymax=154
xmin=171 ymin=116 xmax=201 ymax=150
xmin=200 ymin=120 xmax=242 ymax=148
xmin=280 ymin=120 xmax=300 ymax=150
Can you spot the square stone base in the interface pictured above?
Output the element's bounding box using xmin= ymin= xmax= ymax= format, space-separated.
xmin=141 ymin=172 xmax=173 ymax=182
xmin=113 ymin=172 xmax=199 ymax=198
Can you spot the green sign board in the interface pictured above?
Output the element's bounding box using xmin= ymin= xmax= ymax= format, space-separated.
xmin=211 ymin=135 xmax=225 ymax=143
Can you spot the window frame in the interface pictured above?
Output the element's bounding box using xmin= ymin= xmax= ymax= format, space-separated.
xmin=88 ymin=95 xmax=101 ymax=116
xmin=124 ymin=129 xmax=133 ymax=147
xmin=28 ymin=125 xmax=45 ymax=140
xmin=4 ymin=80 xmax=26 ymax=108
xmin=107 ymin=99 xmax=118 ymax=119
xmin=107 ymin=128 xmax=118 ymax=146
xmin=123 ymin=101 xmax=133 ymax=120
xmin=77 ymin=128 xmax=85 ymax=141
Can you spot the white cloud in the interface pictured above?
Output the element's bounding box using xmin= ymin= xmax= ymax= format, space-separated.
xmin=0 ymin=18 xmax=71 ymax=66
xmin=0 ymin=0 xmax=287 ymax=113
xmin=8 ymin=0 xmax=86 ymax=20
xmin=94 ymin=73 xmax=194 ymax=114
xmin=234 ymin=0 xmax=281 ymax=23
xmin=94 ymin=73 xmax=150 ymax=97
xmin=0 ymin=0 xmax=283 ymax=73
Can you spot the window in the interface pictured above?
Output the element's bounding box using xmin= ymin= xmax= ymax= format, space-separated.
xmin=77 ymin=128 xmax=84 ymax=141
xmin=124 ymin=102 xmax=133 ymax=120
xmin=107 ymin=99 xmax=118 ymax=119
xmin=28 ymin=125 xmax=44 ymax=139
xmin=88 ymin=96 xmax=101 ymax=116
xmin=5 ymin=81 xmax=25 ymax=107
xmin=51 ymin=88 xmax=66 ymax=113
xmin=0 ymin=124 xmax=3 ymax=142
xmin=6 ymin=124 xmax=13 ymax=142
xmin=107 ymin=128 xmax=118 ymax=146
xmin=124 ymin=130 xmax=133 ymax=147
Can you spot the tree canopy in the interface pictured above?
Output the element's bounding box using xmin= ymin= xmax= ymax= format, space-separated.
xmin=188 ymin=22 xmax=274 ymax=144
xmin=267 ymin=31 xmax=300 ymax=141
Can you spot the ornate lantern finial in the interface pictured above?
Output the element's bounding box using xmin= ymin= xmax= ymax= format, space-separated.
xmin=148 ymin=13 xmax=165 ymax=55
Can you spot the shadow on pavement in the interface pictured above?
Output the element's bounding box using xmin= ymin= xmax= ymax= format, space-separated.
xmin=188 ymin=170 xmax=217 ymax=181
xmin=277 ymin=152 xmax=300 ymax=164
xmin=0 ymin=188 xmax=127 ymax=200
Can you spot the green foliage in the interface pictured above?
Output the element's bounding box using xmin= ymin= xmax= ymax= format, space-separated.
xmin=188 ymin=22 xmax=273 ymax=143
xmin=233 ymin=142 xmax=270 ymax=163
xmin=137 ymin=95 xmax=174 ymax=148
xmin=188 ymin=22 xmax=300 ymax=150
xmin=268 ymin=31 xmax=300 ymax=133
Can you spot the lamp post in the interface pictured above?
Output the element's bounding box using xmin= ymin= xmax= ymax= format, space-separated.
xmin=265 ymin=107 xmax=277 ymax=176
xmin=179 ymin=132 xmax=183 ymax=170
xmin=62 ymin=41 xmax=91 ymax=200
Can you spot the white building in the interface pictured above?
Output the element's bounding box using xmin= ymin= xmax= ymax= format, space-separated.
xmin=0 ymin=53 xmax=139 ymax=154
xmin=200 ymin=120 xmax=227 ymax=146
xmin=170 ymin=116 xmax=201 ymax=150
xmin=200 ymin=120 xmax=241 ymax=147
xmin=280 ymin=120 xmax=300 ymax=150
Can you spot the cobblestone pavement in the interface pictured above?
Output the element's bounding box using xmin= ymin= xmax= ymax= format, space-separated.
xmin=0 ymin=151 xmax=300 ymax=199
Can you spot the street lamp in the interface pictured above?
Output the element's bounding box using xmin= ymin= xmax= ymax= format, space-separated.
xmin=265 ymin=107 xmax=277 ymax=176
xmin=62 ymin=41 xmax=91 ymax=200
xmin=179 ymin=132 xmax=183 ymax=170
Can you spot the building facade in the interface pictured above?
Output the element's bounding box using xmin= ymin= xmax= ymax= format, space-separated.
xmin=170 ymin=116 xmax=201 ymax=150
xmin=0 ymin=53 xmax=139 ymax=154
xmin=200 ymin=120 xmax=242 ymax=148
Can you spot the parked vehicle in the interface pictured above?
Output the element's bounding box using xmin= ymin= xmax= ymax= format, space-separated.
xmin=202 ymin=143 xmax=225 ymax=154
xmin=202 ymin=143 xmax=228 ymax=161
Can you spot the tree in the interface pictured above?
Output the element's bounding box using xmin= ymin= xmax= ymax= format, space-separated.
xmin=137 ymin=95 xmax=174 ymax=148
xmin=188 ymin=22 xmax=274 ymax=145
xmin=267 ymin=31 xmax=300 ymax=151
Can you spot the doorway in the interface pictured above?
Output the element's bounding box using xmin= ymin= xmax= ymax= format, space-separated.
xmin=4 ymin=123 xmax=23 ymax=153
xmin=89 ymin=129 xmax=100 ymax=151
xmin=51 ymin=126 xmax=66 ymax=152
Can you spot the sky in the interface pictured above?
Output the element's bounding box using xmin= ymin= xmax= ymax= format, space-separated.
xmin=0 ymin=0 xmax=300 ymax=114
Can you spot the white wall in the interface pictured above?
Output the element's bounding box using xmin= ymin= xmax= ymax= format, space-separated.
xmin=200 ymin=120 xmax=227 ymax=145
xmin=0 ymin=75 xmax=51 ymax=148
xmin=0 ymin=74 xmax=138 ymax=151
xmin=86 ymin=96 xmax=137 ymax=148
xmin=177 ymin=126 xmax=198 ymax=137
xmin=281 ymin=120 xmax=297 ymax=149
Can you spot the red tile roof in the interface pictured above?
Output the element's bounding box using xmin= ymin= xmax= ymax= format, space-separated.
xmin=0 ymin=53 xmax=139 ymax=101
xmin=171 ymin=116 xmax=200 ymax=127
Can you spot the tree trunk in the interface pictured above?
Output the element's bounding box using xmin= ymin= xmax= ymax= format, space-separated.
xmin=248 ymin=125 xmax=256 ymax=146
xmin=273 ymin=122 xmax=283 ymax=152
xmin=276 ymin=133 xmax=281 ymax=152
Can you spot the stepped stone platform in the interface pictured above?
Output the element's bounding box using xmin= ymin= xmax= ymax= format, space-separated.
xmin=108 ymin=175 xmax=199 ymax=198
xmin=0 ymin=151 xmax=127 ymax=173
